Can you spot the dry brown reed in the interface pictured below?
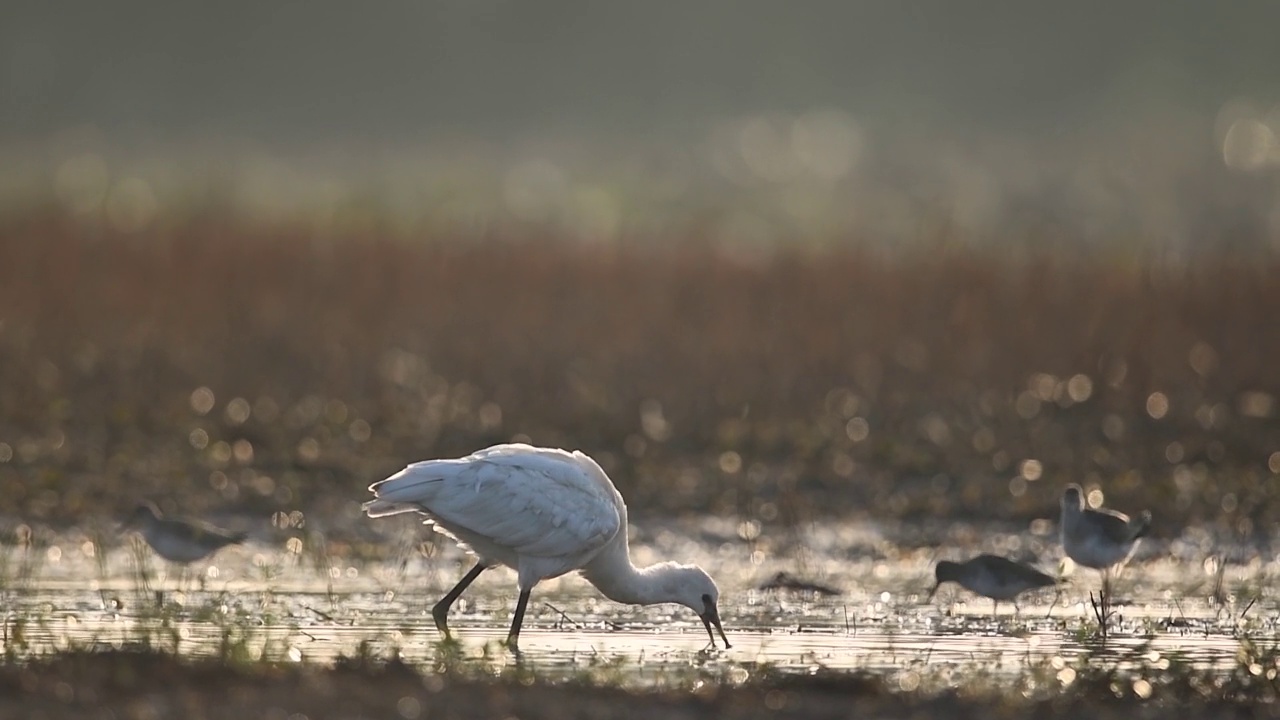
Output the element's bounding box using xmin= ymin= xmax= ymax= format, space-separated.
xmin=1 ymin=210 xmax=1277 ymax=534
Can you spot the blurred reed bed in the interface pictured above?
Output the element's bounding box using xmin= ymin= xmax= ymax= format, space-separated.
xmin=0 ymin=210 xmax=1277 ymax=536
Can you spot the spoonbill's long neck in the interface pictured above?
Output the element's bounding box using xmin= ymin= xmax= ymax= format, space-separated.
xmin=580 ymin=532 xmax=671 ymax=606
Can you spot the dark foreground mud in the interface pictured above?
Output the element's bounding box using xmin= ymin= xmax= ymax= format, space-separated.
xmin=4 ymin=651 xmax=1278 ymax=720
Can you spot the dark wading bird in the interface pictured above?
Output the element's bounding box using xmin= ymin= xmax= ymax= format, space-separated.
xmin=123 ymin=500 xmax=248 ymax=565
xmin=121 ymin=501 xmax=248 ymax=601
xmin=363 ymin=443 xmax=730 ymax=651
xmin=1059 ymin=483 xmax=1150 ymax=626
xmin=927 ymin=554 xmax=1059 ymax=618
xmin=757 ymin=571 xmax=841 ymax=597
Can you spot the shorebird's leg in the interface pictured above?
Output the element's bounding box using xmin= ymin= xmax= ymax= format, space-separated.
xmin=1099 ymin=569 xmax=1112 ymax=637
xmin=506 ymin=589 xmax=532 ymax=650
xmin=432 ymin=562 xmax=488 ymax=637
xmin=157 ymin=562 xmax=174 ymax=608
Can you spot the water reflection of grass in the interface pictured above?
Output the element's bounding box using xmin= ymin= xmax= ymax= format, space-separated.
xmin=3 ymin=638 xmax=1280 ymax=719
xmin=2 ymin=551 xmax=1280 ymax=716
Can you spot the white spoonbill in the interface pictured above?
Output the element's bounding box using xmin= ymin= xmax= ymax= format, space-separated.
xmin=363 ymin=443 xmax=730 ymax=650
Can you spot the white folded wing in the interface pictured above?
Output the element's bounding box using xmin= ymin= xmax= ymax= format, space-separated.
xmin=364 ymin=444 xmax=623 ymax=577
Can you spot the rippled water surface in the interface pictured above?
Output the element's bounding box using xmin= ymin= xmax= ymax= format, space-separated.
xmin=3 ymin=516 xmax=1276 ymax=683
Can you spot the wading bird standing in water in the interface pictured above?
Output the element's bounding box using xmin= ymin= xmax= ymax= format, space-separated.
xmin=927 ymin=554 xmax=1059 ymax=619
xmin=1059 ymin=483 xmax=1150 ymax=633
xmin=122 ymin=501 xmax=248 ymax=601
xmin=123 ymin=500 xmax=248 ymax=564
xmin=364 ymin=443 xmax=730 ymax=651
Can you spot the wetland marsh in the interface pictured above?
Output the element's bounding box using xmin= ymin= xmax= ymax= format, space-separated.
xmin=4 ymin=220 xmax=1280 ymax=717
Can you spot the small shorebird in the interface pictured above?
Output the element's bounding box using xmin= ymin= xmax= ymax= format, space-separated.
xmin=1059 ymin=484 xmax=1150 ymax=630
xmin=758 ymin=571 xmax=841 ymax=597
xmin=364 ymin=443 xmax=730 ymax=651
xmin=927 ymin=554 xmax=1058 ymax=618
xmin=123 ymin=501 xmax=248 ymax=564
xmin=122 ymin=501 xmax=247 ymax=590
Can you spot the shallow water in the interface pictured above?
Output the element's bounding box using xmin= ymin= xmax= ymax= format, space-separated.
xmin=2 ymin=516 xmax=1275 ymax=683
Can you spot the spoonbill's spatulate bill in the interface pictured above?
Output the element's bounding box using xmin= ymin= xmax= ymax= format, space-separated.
xmin=927 ymin=554 xmax=1058 ymax=617
xmin=363 ymin=443 xmax=730 ymax=650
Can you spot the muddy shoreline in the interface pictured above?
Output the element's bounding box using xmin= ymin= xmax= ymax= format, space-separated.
xmin=4 ymin=650 xmax=1277 ymax=720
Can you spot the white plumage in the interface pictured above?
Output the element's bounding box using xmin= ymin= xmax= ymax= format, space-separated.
xmin=364 ymin=443 xmax=729 ymax=650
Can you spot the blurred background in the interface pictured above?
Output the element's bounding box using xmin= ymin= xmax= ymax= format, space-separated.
xmin=2 ymin=1 xmax=1280 ymax=542
xmin=4 ymin=0 xmax=1280 ymax=246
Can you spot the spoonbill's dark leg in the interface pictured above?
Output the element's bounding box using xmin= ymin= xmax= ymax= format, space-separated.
xmin=433 ymin=562 xmax=488 ymax=637
xmin=506 ymin=589 xmax=532 ymax=649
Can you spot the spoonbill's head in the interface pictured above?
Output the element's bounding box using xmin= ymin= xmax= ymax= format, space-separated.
xmin=121 ymin=501 xmax=162 ymax=532
xmin=1061 ymin=484 xmax=1085 ymax=512
xmin=926 ymin=560 xmax=963 ymax=600
xmin=668 ymin=565 xmax=730 ymax=649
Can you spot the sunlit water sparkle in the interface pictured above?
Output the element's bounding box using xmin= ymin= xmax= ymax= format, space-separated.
xmin=2 ymin=516 xmax=1275 ymax=684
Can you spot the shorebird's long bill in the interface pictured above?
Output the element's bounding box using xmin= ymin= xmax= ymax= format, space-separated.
xmin=700 ymin=599 xmax=731 ymax=649
xmin=926 ymin=582 xmax=940 ymax=601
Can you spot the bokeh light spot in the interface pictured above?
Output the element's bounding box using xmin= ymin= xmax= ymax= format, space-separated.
xmin=845 ymin=417 xmax=870 ymax=442
xmin=1086 ymin=488 xmax=1104 ymax=508
xmin=225 ymin=398 xmax=251 ymax=425
xmin=190 ymin=387 xmax=216 ymax=416
xmin=1146 ymin=393 xmax=1169 ymax=420
xmin=1066 ymin=374 xmax=1093 ymax=402
xmin=1020 ymin=459 xmax=1043 ymax=481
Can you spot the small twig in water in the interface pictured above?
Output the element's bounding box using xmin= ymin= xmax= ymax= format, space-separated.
xmin=1210 ymin=553 xmax=1228 ymax=607
xmin=843 ymin=604 xmax=851 ymax=635
xmin=305 ymin=605 xmax=336 ymax=622
xmin=1089 ymin=591 xmax=1111 ymax=639
xmin=542 ymin=602 xmax=583 ymax=629
xmin=1239 ymin=596 xmax=1257 ymax=622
